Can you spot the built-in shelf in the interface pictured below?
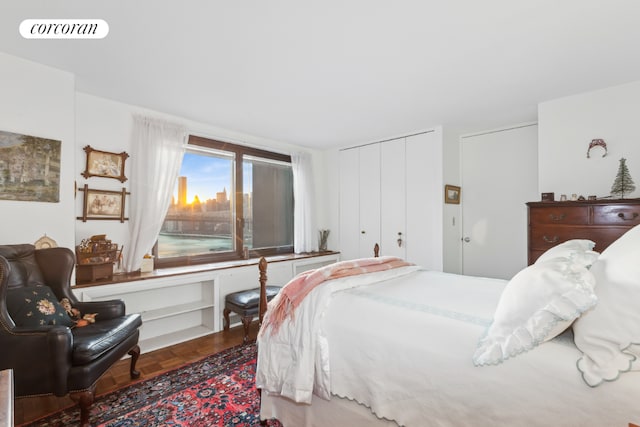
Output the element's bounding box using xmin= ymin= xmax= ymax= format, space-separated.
xmin=74 ymin=271 xmax=218 ymax=354
xmin=72 ymin=253 xmax=341 ymax=353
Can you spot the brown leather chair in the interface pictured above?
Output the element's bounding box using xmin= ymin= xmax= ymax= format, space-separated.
xmin=0 ymin=244 xmax=142 ymax=427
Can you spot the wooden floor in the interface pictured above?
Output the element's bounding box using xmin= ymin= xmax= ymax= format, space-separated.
xmin=14 ymin=323 xmax=256 ymax=425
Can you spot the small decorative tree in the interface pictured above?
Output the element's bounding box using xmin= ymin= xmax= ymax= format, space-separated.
xmin=610 ymin=158 xmax=636 ymax=199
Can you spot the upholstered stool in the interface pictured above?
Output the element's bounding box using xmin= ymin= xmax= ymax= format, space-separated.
xmin=223 ymin=285 xmax=281 ymax=343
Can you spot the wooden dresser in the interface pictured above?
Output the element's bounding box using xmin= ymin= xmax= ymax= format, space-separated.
xmin=527 ymin=199 xmax=640 ymax=264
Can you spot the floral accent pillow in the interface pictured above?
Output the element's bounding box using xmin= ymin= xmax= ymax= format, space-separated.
xmin=6 ymin=285 xmax=75 ymax=327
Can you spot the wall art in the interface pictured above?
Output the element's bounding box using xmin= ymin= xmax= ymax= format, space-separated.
xmin=444 ymin=184 xmax=461 ymax=204
xmin=0 ymin=129 xmax=61 ymax=203
xmin=77 ymin=184 xmax=129 ymax=222
xmin=81 ymin=145 xmax=129 ymax=182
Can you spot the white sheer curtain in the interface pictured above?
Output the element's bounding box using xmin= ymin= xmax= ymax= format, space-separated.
xmin=291 ymin=151 xmax=318 ymax=253
xmin=123 ymin=115 xmax=187 ymax=272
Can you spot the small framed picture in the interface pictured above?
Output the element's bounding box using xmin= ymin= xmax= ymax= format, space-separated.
xmin=541 ymin=192 xmax=555 ymax=202
xmin=444 ymin=185 xmax=461 ymax=204
xmin=77 ymin=185 xmax=129 ymax=222
xmin=81 ymin=145 xmax=129 ymax=182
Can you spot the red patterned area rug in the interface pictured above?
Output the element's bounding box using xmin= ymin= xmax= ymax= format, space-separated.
xmin=22 ymin=342 xmax=282 ymax=427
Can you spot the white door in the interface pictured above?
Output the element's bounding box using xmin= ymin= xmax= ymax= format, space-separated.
xmin=380 ymin=138 xmax=406 ymax=259
xmin=339 ymin=148 xmax=360 ymax=261
xmin=358 ymin=144 xmax=381 ymax=258
xmin=461 ymin=124 xmax=538 ymax=279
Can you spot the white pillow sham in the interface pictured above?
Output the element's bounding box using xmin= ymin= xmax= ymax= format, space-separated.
xmin=573 ymin=224 xmax=640 ymax=386
xmin=535 ymin=239 xmax=598 ymax=265
xmin=473 ymin=257 xmax=597 ymax=366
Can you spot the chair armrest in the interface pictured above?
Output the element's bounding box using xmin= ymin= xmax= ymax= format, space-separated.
xmin=73 ymin=299 xmax=126 ymax=320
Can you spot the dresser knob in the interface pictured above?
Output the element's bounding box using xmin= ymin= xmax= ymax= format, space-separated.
xmin=618 ymin=212 xmax=639 ymax=221
xmin=543 ymin=235 xmax=559 ymax=244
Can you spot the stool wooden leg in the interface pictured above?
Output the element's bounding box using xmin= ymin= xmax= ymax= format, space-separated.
xmin=223 ymin=308 xmax=231 ymax=331
xmin=241 ymin=315 xmax=252 ymax=343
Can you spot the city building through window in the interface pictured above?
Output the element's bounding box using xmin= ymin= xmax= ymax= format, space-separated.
xmin=154 ymin=135 xmax=293 ymax=267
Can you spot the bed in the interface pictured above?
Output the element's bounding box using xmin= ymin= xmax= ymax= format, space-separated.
xmin=255 ymin=226 xmax=640 ymax=427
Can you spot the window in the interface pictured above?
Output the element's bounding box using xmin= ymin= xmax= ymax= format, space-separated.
xmin=155 ymin=135 xmax=293 ymax=267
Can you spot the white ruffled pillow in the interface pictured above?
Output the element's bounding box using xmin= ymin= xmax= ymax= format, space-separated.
xmin=573 ymin=224 xmax=640 ymax=387
xmin=534 ymin=239 xmax=597 ymax=265
xmin=473 ymin=257 xmax=597 ymax=366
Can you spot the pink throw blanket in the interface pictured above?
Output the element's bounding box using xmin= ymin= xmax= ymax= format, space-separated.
xmin=261 ymin=256 xmax=413 ymax=335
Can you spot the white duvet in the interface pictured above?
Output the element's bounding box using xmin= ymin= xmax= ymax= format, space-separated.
xmin=257 ymin=268 xmax=640 ymax=426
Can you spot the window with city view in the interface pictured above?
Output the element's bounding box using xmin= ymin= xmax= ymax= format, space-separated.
xmin=155 ymin=136 xmax=294 ymax=267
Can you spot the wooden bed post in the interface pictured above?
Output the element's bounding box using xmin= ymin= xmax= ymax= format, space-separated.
xmin=258 ymin=257 xmax=268 ymax=325
xmin=374 ymin=243 xmax=379 ymax=257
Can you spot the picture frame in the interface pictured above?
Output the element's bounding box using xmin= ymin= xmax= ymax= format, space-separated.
xmin=77 ymin=185 xmax=129 ymax=222
xmin=81 ymin=145 xmax=129 ymax=182
xmin=444 ymin=184 xmax=461 ymax=204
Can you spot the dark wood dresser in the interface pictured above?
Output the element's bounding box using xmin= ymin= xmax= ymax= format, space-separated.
xmin=527 ymin=199 xmax=640 ymax=264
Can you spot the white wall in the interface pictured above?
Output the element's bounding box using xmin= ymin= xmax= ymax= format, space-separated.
xmin=75 ymin=93 xmax=329 ymax=263
xmin=539 ymin=80 xmax=640 ymax=199
xmin=0 ymin=52 xmax=75 ymax=249
xmin=442 ymin=127 xmax=462 ymax=274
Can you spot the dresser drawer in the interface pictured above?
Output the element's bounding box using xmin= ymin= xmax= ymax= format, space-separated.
xmin=593 ymin=204 xmax=640 ymax=226
xmin=529 ymin=226 xmax=622 ymax=251
xmin=529 ymin=206 xmax=589 ymax=225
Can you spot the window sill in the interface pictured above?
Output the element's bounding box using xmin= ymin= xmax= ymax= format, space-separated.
xmin=73 ymin=251 xmax=340 ymax=288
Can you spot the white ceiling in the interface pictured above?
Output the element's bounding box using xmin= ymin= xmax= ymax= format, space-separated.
xmin=2 ymin=1 xmax=640 ymax=149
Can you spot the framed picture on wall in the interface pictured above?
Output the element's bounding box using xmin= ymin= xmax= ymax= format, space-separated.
xmin=81 ymin=145 xmax=129 ymax=182
xmin=77 ymin=185 xmax=129 ymax=222
xmin=444 ymin=184 xmax=461 ymax=204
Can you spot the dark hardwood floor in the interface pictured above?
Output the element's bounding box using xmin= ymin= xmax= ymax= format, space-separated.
xmin=14 ymin=323 xmax=256 ymax=425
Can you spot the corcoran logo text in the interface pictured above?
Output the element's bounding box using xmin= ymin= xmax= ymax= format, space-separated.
xmin=20 ymin=19 xmax=109 ymax=39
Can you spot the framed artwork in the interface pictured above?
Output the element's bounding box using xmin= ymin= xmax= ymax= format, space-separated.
xmin=77 ymin=185 xmax=129 ymax=222
xmin=81 ymin=145 xmax=129 ymax=182
xmin=444 ymin=184 xmax=461 ymax=204
xmin=0 ymin=129 xmax=61 ymax=203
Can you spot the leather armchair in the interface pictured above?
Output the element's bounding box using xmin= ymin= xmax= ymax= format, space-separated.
xmin=0 ymin=244 xmax=142 ymax=427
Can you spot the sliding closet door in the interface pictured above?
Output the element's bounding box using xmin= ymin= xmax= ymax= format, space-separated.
xmin=358 ymin=144 xmax=381 ymax=258
xmin=339 ymin=148 xmax=360 ymax=261
xmin=380 ymin=138 xmax=406 ymax=259
xmin=406 ymin=131 xmax=443 ymax=270
xmin=339 ymin=144 xmax=381 ymax=260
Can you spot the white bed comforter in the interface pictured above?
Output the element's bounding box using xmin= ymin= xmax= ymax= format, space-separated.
xmin=256 ymin=265 xmax=421 ymax=403
xmin=257 ymin=268 xmax=640 ymax=426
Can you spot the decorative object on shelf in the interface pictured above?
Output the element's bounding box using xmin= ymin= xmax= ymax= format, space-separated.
xmin=140 ymin=254 xmax=154 ymax=273
xmin=0 ymin=129 xmax=61 ymax=203
xmin=81 ymin=145 xmax=129 ymax=182
xmin=610 ymin=157 xmax=636 ymax=199
xmin=578 ymin=195 xmax=586 ymax=201
xmin=444 ymin=184 xmax=461 ymax=204
xmin=586 ymin=139 xmax=607 ymax=158
xmin=318 ymin=229 xmax=330 ymax=252
xmin=541 ymin=192 xmax=554 ymax=202
xmin=34 ymin=234 xmax=58 ymax=249
xmin=76 ymin=234 xmax=121 ymax=282
xmin=571 ymin=194 xmax=578 ymax=201
xmin=77 ymin=184 xmax=129 ymax=222
xmin=588 ymin=195 xmax=597 ymax=200
xmin=560 ymin=194 xmax=568 ymax=201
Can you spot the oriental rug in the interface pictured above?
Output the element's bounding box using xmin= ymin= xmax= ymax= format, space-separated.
xmin=22 ymin=342 xmax=282 ymax=427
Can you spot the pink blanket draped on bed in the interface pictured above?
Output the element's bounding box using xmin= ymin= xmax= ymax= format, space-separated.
xmin=261 ymin=256 xmax=413 ymax=335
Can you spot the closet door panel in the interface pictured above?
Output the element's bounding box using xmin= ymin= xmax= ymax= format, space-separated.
xmin=406 ymin=131 xmax=443 ymax=270
xmin=380 ymin=138 xmax=406 ymax=259
xmin=339 ymin=148 xmax=360 ymax=261
xmin=358 ymin=144 xmax=381 ymax=258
